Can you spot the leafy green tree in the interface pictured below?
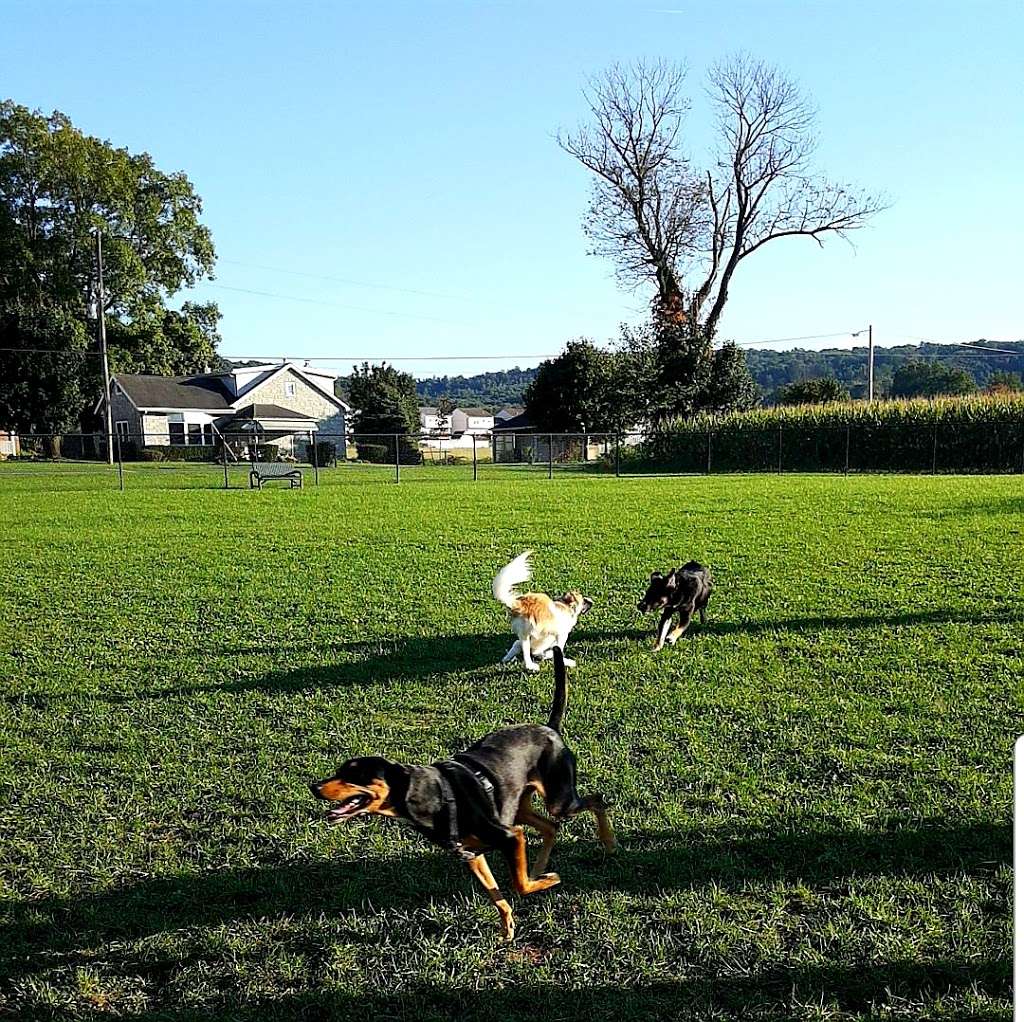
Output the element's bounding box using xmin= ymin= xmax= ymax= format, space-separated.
xmin=985 ymin=370 xmax=1023 ymax=394
xmin=890 ymin=361 xmax=976 ymax=399
xmin=649 ymin=318 xmax=758 ymax=419
xmin=346 ymin=362 xmax=421 ymax=462
xmin=524 ymin=339 xmax=620 ymax=432
xmin=775 ymin=376 xmax=849 ymax=406
xmin=0 ymin=100 xmax=217 ymax=439
xmin=434 ymin=395 xmax=455 ymax=433
xmin=703 ymin=342 xmax=760 ymax=412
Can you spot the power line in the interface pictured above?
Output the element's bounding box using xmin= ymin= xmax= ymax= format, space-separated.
xmin=726 ymin=331 xmax=859 ymax=348
xmin=221 ymin=354 xmax=553 ymax=363
xmin=218 ymin=259 xmax=466 ymax=301
xmin=202 ymin=283 xmax=474 ymax=326
xmin=905 ymin=336 xmax=1023 ymax=356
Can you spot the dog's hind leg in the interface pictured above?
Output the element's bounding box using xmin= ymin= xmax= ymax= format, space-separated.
xmin=515 ymin=793 xmax=561 ymax=877
xmin=467 ymin=854 xmax=516 ymax=941
xmin=543 ymin=752 xmax=616 ymax=853
xmin=501 ymin=826 xmax=560 ymax=895
xmin=555 ymin=794 xmax=616 ymax=852
xmin=501 ymin=640 xmax=522 ymax=664
xmin=699 ymin=606 xmax=707 ymax=624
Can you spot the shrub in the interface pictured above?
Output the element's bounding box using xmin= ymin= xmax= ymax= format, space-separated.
xmin=136 ymin=445 xmax=219 ymax=463
xmin=354 ymin=438 xmax=422 ymax=465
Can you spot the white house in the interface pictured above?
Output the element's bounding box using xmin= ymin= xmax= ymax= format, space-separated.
xmin=494 ymin=406 xmax=524 ymax=424
xmin=99 ymin=362 xmax=351 ymax=456
xmin=451 ymin=407 xmax=494 ymax=436
xmin=418 ymin=406 xmax=453 ymax=435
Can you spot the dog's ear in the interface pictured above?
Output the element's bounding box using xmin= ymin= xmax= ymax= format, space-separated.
xmin=650 ymin=571 xmax=662 ymax=580
xmin=665 ymin=573 xmax=678 ymax=588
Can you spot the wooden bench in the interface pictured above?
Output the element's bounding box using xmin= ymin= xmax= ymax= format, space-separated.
xmin=249 ymin=462 xmax=303 ymax=489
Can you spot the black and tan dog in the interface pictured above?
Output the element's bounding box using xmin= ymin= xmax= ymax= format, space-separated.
xmin=637 ymin=560 xmax=713 ymax=650
xmin=309 ymin=647 xmax=614 ymax=940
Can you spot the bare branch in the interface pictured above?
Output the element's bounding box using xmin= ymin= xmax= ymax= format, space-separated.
xmin=561 ymin=55 xmax=885 ymax=338
xmin=559 ymin=60 xmax=707 ymax=305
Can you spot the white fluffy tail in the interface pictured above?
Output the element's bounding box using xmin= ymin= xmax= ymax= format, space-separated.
xmin=492 ymin=550 xmax=533 ymax=609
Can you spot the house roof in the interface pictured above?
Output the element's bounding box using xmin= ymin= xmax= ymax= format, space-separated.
xmin=496 ymin=405 xmax=525 ymax=418
xmin=230 ymin=403 xmax=312 ymax=420
xmin=113 ymin=373 xmax=233 ymax=409
xmin=456 ymin=406 xmax=493 ymax=417
xmin=418 ymin=406 xmax=439 ymax=415
xmin=109 ymin=363 xmax=351 ymax=414
xmin=492 ymin=411 xmax=535 ymax=431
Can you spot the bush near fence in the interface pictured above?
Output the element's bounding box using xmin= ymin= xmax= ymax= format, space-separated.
xmin=132 ymin=444 xmax=220 ymax=463
xmin=355 ymin=438 xmax=422 ymax=465
xmin=624 ymin=395 xmax=1024 ymax=474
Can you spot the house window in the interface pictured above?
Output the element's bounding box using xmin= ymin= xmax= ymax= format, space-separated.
xmin=203 ymin=424 xmax=214 ymax=445
xmin=115 ymin=420 xmax=130 ymax=440
xmin=187 ymin=423 xmax=203 ymax=445
xmin=284 ymin=381 xmax=296 ymax=398
xmin=168 ymin=422 xmax=186 ymax=445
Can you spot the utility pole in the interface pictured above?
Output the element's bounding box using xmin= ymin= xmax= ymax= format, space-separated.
xmin=868 ymin=323 xmax=875 ymax=403
xmin=853 ymin=325 xmax=875 ymax=403
xmin=95 ymin=230 xmax=114 ymax=464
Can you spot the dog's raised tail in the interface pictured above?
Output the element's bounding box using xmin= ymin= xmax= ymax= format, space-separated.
xmin=492 ymin=550 xmax=532 ymax=610
xmin=547 ymin=646 xmax=568 ymax=732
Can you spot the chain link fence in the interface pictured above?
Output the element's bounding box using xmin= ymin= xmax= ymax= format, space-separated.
xmin=1 ymin=421 xmax=1022 ymax=491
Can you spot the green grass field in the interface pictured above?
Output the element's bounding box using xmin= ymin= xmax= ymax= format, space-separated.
xmin=0 ymin=470 xmax=1018 ymax=1020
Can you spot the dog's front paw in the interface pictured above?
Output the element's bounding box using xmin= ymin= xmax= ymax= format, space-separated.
xmin=533 ymin=871 xmax=561 ymax=890
xmin=524 ymin=663 xmax=541 ymax=673
xmin=560 ymin=657 xmax=576 ymax=667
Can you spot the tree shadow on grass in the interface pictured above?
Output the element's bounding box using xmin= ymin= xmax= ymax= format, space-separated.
xmin=2 ymin=818 xmax=1008 ymax=983
xmin=14 ymin=962 xmax=1009 ymax=1021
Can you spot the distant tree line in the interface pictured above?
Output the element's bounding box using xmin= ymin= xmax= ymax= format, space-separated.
xmin=410 ymin=341 xmax=1024 ymax=419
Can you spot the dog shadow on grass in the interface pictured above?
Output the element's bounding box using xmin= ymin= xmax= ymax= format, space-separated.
xmin=3 ymin=817 xmax=1008 ymax=986
xmin=580 ymin=605 xmax=1022 ymax=645
xmin=131 ymin=603 xmax=1024 ymax=700
xmin=94 ymin=633 xmax=509 ymax=701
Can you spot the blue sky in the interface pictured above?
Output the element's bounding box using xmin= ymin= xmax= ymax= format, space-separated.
xmin=4 ymin=0 xmax=1022 ymax=376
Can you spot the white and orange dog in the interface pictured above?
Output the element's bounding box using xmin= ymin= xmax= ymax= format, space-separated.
xmin=492 ymin=551 xmax=593 ymax=672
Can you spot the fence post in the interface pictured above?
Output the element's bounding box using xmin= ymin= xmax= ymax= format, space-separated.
xmin=777 ymin=422 xmax=783 ymax=474
xmin=115 ymin=431 xmax=125 ymax=492
xmin=844 ymin=422 xmax=851 ymax=476
xmin=394 ymin=434 xmax=400 ymax=484
xmin=706 ymin=426 xmax=712 ymax=475
xmin=931 ymin=421 xmax=938 ymax=475
xmin=222 ymin=435 xmax=229 ymax=489
xmin=472 ymin=432 xmax=478 ymax=481
xmin=615 ymin=431 xmax=621 ymax=478
xmin=548 ymin=434 xmax=553 ymax=480
xmin=311 ymin=430 xmax=319 ymax=486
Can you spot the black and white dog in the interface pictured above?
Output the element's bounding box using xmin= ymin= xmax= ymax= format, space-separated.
xmin=637 ymin=561 xmax=713 ymax=650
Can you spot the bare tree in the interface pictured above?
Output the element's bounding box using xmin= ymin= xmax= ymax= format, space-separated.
xmin=559 ymin=61 xmax=707 ymax=315
xmin=560 ymin=56 xmax=885 ymax=337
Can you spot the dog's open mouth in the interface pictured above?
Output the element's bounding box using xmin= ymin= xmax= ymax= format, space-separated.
xmin=324 ymin=793 xmax=371 ymax=823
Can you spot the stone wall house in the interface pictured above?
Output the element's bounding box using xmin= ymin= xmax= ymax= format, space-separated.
xmin=99 ymin=362 xmax=351 ymax=457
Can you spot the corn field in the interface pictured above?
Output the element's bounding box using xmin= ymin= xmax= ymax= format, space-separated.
xmin=627 ymin=395 xmax=1024 ymax=474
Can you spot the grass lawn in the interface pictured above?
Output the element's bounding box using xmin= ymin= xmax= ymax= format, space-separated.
xmin=0 ymin=471 xmax=1018 ymax=1020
